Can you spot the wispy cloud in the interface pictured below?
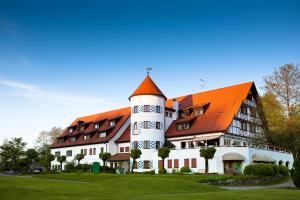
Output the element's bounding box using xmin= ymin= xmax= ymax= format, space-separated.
xmin=0 ymin=78 xmax=106 ymax=108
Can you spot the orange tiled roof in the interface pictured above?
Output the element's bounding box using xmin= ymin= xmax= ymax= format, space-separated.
xmin=129 ymin=75 xmax=167 ymax=100
xmin=115 ymin=125 xmax=130 ymax=143
xmin=165 ymin=82 xmax=255 ymax=138
xmin=51 ymin=107 xmax=130 ymax=148
xmin=108 ymin=153 xmax=130 ymax=161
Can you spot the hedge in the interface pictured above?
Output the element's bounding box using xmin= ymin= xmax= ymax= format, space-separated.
xmin=244 ymin=164 xmax=274 ymax=176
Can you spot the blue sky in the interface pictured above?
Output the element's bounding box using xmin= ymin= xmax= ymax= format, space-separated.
xmin=0 ymin=0 xmax=299 ymax=147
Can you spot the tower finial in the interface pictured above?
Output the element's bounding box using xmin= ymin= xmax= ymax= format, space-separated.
xmin=145 ymin=67 xmax=152 ymax=76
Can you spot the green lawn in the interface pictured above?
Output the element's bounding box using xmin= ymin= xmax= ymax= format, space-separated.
xmin=0 ymin=173 xmax=299 ymax=200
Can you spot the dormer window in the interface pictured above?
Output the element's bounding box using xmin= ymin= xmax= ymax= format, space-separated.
xmin=83 ymin=135 xmax=90 ymax=140
xmin=99 ymin=132 xmax=106 ymax=138
xmin=70 ymin=137 xmax=76 ymax=142
xmin=58 ymin=138 xmax=64 ymax=144
xmin=195 ymin=107 xmax=204 ymax=116
xmin=68 ymin=128 xmax=73 ymax=134
xmin=79 ymin=126 xmax=84 ymax=132
xmin=94 ymin=123 xmax=100 ymax=129
xmin=109 ymin=120 xmax=115 ymax=127
xmin=180 ymin=110 xmax=189 ymax=118
xmin=177 ymin=122 xmax=190 ymax=130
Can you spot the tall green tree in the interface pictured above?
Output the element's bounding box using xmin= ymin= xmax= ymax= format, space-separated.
xmin=0 ymin=137 xmax=27 ymax=170
xmin=99 ymin=152 xmax=111 ymax=172
xmin=200 ymin=147 xmax=216 ymax=174
xmin=38 ymin=146 xmax=55 ymax=172
xmin=158 ymin=147 xmax=170 ymax=173
xmin=57 ymin=155 xmax=66 ymax=172
xmin=291 ymin=156 xmax=300 ymax=188
xmin=75 ymin=154 xmax=85 ymax=166
xmin=130 ymin=149 xmax=142 ymax=173
xmin=26 ymin=148 xmax=39 ymax=172
xmin=263 ymin=63 xmax=300 ymax=118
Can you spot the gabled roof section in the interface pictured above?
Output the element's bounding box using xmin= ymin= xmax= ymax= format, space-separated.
xmin=51 ymin=107 xmax=130 ymax=148
xmin=165 ymin=81 xmax=255 ymax=138
xmin=129 ymin=75 xmax=167 ymax=100
xmin=115 ymin=125 xmax=130 ymax=143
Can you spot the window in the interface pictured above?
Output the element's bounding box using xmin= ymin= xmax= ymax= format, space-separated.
xmin=195 ymin=108 xmax=204 ymax=116
xmin=68 ymin=128 xmax=73 ymax=134
xmin=110 ymin=163 xmax=113 ymax=168
xmin=84 ymin=149 xmax=87 ymax=155
xmin=66 ymin=150 xmax=72 ymax=157
xmin=55 ymin=151 xmax=60 ymax=157
xmin=144 ymin=121 xmax=150 ymax=129
xmin=99 ymin=132 xmax=106 ymax=138
xmin=109 ymin=120 xmax=116 ymax=127
xmin=133 ymin=122 xmax=138 ymax=131
xmin=250 ymin=124 xmax=256 ymax=133
xmin=224 ymin=139 xmax=231 ymax=146
xmin=156 ymin=122 xmax=161 ymax=129
xmin=174 ymin=159 xmax=179 ymax=168
xmin=191 ymin=158 xmax=197 ymax=168
xmin=81 ymin=149 xmax=83 ymax=154
xmin=144 ymin=105 xmax=150 ymax=112
xmin=156 ymin=106 xmax=161 ymax=113
xmin=241 ymin=106 xmax=248 ymax=115
xmin=133 ymin=141 xmax=138 ymax=149
xmin=100 ymin=147 xmax=104 ymax=153
xmin=181 ymin=110 xmax=189 ymax=117
xmin=181 ymin=142 xmax=186 ymax=149
xmin=79 ymin=126 xmax=84 ymax=132
xmin=168 ymin=159 xmax=172 ymax=168
xmin=120 ymin=147 xmax=124 ymax=152
xmin=166 ymin=111 xmax=169 ymax=117
xmin=94 ymin=123 xmax=100 ymax=129
xmin=169 ymin=112 xmax=173 ymax=118
xmin=58 ymin=138 xmax=64 ymax=144
xmin=250 ymin=107 xmax=256 ymax=117
xmin=89 ymin=148 xmax=92 ymax=155
xmin=93 ymin=148 xmax=96 ymax=155
xmin=155 ymin=141 xmax=160 ymax=149
xmin=144 ymin=141 xmax=150 ymax=149
xmin=177 ymin=122 xmax=190 ymax=130
xmin=125 ymin=147 xmax=130 ymax=152
xmin=144 ymin=161 xmax=150 ymax=169
xmin=133 ymin=106 xmax=138 ymax=113
xmin=83 ymin=135 xmax=90 ymax=140
xmin=70 ymin=137 xmax=76 ymax=142
xmin=184 ymin=159 xmax=189 ymax=168
xmin=241 ymin=121 xmax=247 ymax=131
xmin=232 ymin=140 xmax=240 ymax=146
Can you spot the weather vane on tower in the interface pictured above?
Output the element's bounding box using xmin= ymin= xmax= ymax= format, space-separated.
xmin=145 ymin=67 xmax=152 ymax=76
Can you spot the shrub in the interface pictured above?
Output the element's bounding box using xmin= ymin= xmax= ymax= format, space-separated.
xmin=270 ymin=164 xmax=279 ymax=175
xmin=64 ymin=162 xmax=75 ymax=172
xmin=243 ymin=164 xmax=274 ymax=176
xmin=180 ymin=167 xmax=191 ymax=173
xmin=291 ymin=156 xmax=300 ymax=187
xmin=100 ymin=166 xmax=116 ymax=173
xmin=278 ymin=165 xmax=289 ymax=176
xmin=81 ymin=164 xmax=91 ymax=172
xmin=158 ymin=168 xmax=167 ymax=174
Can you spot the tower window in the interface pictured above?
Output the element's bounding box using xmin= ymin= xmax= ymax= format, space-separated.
xmin=133 ymin=106 xmax=138 ymax=113
xmin=169 ymin=112 xmax=173 ymax=118
xmin=156 ymin=141 xmax=160 ymax=149
xmin=144 ymin=105 xmax=150 ymax=112
xmin=144 ymin=121 xmax=150 ymax=129
xmin=165 ymin=111 xmax=169 ymax=117
xmin=133 ymin=141 xmax=138 ymax=149
xmin=156 ymin=106 xmax=161 ymax=113
xmin=156 ymin=122 xmax=161 ymax=129
xmin=133 ymin=122 xmax=138 ymax=131
xmin=144 ymin=141 xmax=150 ymax=149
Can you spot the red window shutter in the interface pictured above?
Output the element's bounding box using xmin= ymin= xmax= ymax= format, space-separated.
xmin=184 ymin=159 xmax=189 ymax=168
xmin=158 ymin=160 xmax=163 ymax=169
xmin=174 ymin=159 xmax=179 ymax=168
xmin=168 ymin=159 xmax=172 ymax=169
xmin=191 ymin=158 xmax=197 ymax=168
xmin=120 ymin=147 xmax=124 ymax=152
xmin=125 ymin=147 xmax=130 ymax=152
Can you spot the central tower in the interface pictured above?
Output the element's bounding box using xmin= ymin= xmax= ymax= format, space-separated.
xmin=129 ymin=75 xmax=167 ymax=172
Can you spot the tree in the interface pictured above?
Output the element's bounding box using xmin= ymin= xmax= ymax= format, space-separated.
xmin=200 ymin=147 xmax=216 ymax=173
xmin=0 ymin=137 xmax=26 ymax=170
xmin=99 ymin=152 xmax=111 ymax=172
xmin=57 ymin=155 xmax=66 ymax=172
xmin=263 ymin=63 xmax=300 ymax=118
xmin=26 ymin=148 xmax=39 ymax=172
xmin=130 ymin=149 xmax=142 ymax=173
xmin=35 ymin=127 xmax=63 ymax=148
xmin=75 ymin=154 xmax=85 ymax=166
xmin=291 ymin=155 xmax=300 ymax=188
xmin=158 ymin=147 xmax=170 ymax=173
xmin=38 ymin=145 xmax=55 ymax=172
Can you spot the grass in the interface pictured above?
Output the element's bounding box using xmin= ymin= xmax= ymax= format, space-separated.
xmin=0 ymin=173 xmax=299 ymax=200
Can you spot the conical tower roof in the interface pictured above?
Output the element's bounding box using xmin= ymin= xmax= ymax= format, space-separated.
xmin=129 ymin=76 xmax=167 ymax=100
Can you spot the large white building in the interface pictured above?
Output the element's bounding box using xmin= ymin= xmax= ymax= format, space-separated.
xmin=50 ymin=75 xmax=293 ymax=174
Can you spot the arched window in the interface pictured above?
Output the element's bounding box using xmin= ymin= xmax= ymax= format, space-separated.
xmin=134 ymin=122 xmax=138 ymax=130
xmin=286 ymin=161 xmax=290 ymax=168
xmin=278 ymin=160 xmax=283 ymax=165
